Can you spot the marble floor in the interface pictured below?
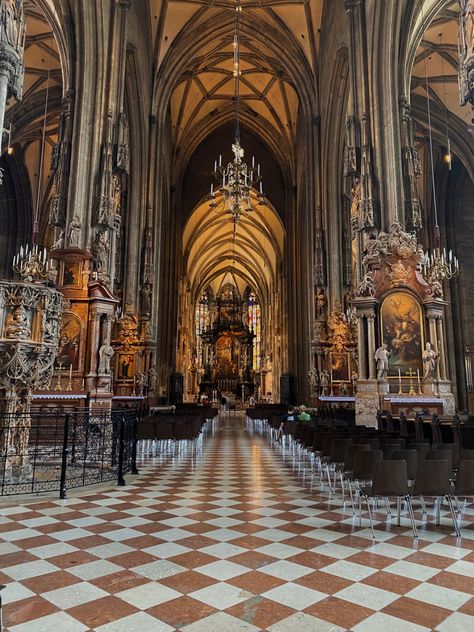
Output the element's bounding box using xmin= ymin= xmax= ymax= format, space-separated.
xmin=1 ymin=414 xmax=474 ymax=631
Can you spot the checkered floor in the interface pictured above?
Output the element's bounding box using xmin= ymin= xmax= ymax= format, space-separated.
xmin=1 ymin=414 xmax=474 ymax=631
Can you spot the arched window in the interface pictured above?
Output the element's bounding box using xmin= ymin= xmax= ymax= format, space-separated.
xmin=247 ymin=291 xmax=261 ymax=370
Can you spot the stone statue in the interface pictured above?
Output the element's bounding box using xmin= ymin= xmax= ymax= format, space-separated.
xmin=320 ymin=370 xmax=330 ymax=396
xmin=308 ymin=367 xmax=319 ymax=394
xmin=422 ymin=342 xmax=440 ymax=381
xmin=68 ymin=215 xmax=81 ymax=247
xmin=351 ymin=370 xmax=359 ymax=393
xmin=357 ymin=272 xmax=375 ymax=297
xmin=4 ymin=305 xmax=30 ymax=339
xmin=92 ymin=230 xmax=109 ymax=272
xmin=315 ymin=287 xmax=326 ymax=319
xmin=51 ymin=230 xmax=64 ymax=251
xmin=98 ymin=341 xmax=114 ymax=374
xmin=464 ymin=0 xmax=474 ymax=57
xmin=374 ymin=343 xmax=390 ymax=380
xmin=140 ymin=282 xmax=152 ymax=318
xmin=0 ymin=0 xmax=21 ymax=48
xmin=147 ymin=366 xmax=157 ymax=393
xmin=136 ymin=371 xmax=146 ymax=396
xmin=340 ymin=382 xmax=348 ymax=396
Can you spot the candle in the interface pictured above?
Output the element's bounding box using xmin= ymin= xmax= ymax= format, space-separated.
xmin=398 ymin=369 xmax=401 ymax=380
xmin=417 ymin=369 xmax=420 ymax=381
xmin=69 ymin=365 xmax=73 ymax=380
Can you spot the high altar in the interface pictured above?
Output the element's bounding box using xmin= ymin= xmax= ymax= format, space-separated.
xmin=199 ymin=285 xmax=255 ymax=396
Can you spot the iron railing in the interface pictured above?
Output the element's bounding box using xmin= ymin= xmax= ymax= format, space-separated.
xmin=0 ymin=408 xmax=139 ymax=498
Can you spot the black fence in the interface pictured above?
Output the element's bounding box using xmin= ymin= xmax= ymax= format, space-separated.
xmin=0 ymin=408 xmax=139 ymax=498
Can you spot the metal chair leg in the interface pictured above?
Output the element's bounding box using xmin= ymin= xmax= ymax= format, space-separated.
xmin=366 ymin=496 xmax=375 ymax=539
xmin=446 ymin=495 xmax=461 ymax=538
xmin=406 ymin=496 xmax=418 ymax=538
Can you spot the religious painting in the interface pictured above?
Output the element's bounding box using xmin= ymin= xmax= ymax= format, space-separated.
xmin=330 ymin=352 xmax=350 ymax=382
xmin=56 ymin=313 xmax=81 ymax=369
xmin=380 ymin=291 xmax=423 ymax=376
xmin=63 ymin=261 xmax=80 ymax=286
xmin=118 ymin=353 xmax=135 ymax=381
xmin=215 ymin=333 xmax=239 ymax=377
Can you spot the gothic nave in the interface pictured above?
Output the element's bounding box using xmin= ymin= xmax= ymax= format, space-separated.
xmin=2 ymin=0 xmax=474 ymax=630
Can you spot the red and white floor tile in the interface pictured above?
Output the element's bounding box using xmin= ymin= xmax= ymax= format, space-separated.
xmin=1 ymin=414 xmax=474 ymax=631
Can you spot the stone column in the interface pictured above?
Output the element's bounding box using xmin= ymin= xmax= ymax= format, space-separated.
xmin=367 ymin=312 xmax=376 ymax=380
xmin=357 ymin=315 xmax=366 ymax=379
xmin=436 ymin=316 xmax=447 ymax=381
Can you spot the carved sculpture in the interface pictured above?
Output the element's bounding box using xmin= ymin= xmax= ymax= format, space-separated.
xmin=98 ymin=341 xmax=114 ymax=374
xmin=363 ymin=222 xmax=423 ymax=265
xmin=92 ymin=230 xmax=109 ymax=274
xmin=308 ymin=367 xmax=319 ymax=395
xmin=327 ymin=301 xmax=355 ymax=352
xmin=374 ymin=343 xmax=390 ymax=381
xmin=0 ymin=271 xmax=64 ymax=481
xmin=422 ymin=342 xmax=440 ymax=381
xmin=320 ymin=370 xmax=330 ymax=396
xmin=356 ymin=272 xmax=375 ymax=297
xmin=68 ymin=215 xmax=81 ymax=247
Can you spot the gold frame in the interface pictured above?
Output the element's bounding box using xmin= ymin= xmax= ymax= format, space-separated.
xmin=380 ymin=290 xmax=424 ymax=377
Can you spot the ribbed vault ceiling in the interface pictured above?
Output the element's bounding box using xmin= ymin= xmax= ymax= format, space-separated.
xmin=4 ymin=1 xmax=62 ymax=235
xmin=183 ymin=193 xmax=284 ymax=307
xmin=150 ymin=0 xmax=322 ymax=156
xmin=411 ymin=1 xmax=469 ymax=127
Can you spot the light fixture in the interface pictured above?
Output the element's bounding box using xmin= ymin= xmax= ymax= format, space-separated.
xmin=421 ymin=17 xmax=459 ymax=285
xmin=422 ymin=247 xmax=459 ymax=281
xmin=209 ymin=0 xmax=266 ymax=223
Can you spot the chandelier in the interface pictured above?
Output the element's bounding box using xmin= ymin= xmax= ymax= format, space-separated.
xmin=209 ymin=0 xmax=266 ymax=223
xmin=12 ymin=244 xmax=50 ymax=282
xmin=422 ymin=246 xmax=459 ymax=282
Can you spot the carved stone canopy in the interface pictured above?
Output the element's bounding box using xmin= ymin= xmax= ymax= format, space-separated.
xmin=326 ymin=301 xmax=356 ymax=352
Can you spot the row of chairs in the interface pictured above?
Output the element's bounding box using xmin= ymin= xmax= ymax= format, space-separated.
xmin=267 ymin=420 xmax=474 ymax=539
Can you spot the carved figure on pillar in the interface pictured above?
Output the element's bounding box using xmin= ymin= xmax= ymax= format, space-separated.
xmin=459 ymin=1 xmax=474 ymax=106
xmin=320 ymin=370 xmax=330 ymax=396
xmin=374 ymin=343 xmax=390 ymax=381
xmin=92 ymin=230 xmax=109 ymax=278
xmin=98 ymin=341 xmax=114 ymax=374
xmin=140 ymin=282 xmax=152 ymax=319
xmin=0 ymin=0 xmax=22 ymax=49
xmin=422 ymin=342 xmax=440 ymax=381
xmin=68 ymin=215 xmax=82 ymax=248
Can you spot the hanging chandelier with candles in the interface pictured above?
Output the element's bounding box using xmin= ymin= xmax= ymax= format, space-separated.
xmin=420 ymin=13 xmax=460 ymax=286
xmin=209 ymin=0 xmax=266 ymax=223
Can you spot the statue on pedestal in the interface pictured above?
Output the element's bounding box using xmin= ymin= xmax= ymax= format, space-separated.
xmin=320 ymin=370 xmax=330 ymax=396
xmin=374 ymin=343 xmax=390 ymax=381
xmin=422 ymin=342 xmax=440 ymax=381
xmin=98 ymin=341 xmax=114 ymax=374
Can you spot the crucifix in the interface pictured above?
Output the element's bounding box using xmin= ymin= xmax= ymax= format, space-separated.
xmin=55 ymin=363 xmax=64 ymax=391
xmin=405 ymin=368 xmax=416 ymax=397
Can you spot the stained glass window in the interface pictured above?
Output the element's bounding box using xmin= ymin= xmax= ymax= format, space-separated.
xmin=247 ymin=291 xmax=261 ymax=370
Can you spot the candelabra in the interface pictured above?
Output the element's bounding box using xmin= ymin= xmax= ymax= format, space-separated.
xmin=209 ymin=141 xmax=266 ymax=223
xmin=12 ymin=244 xmax=50 ymax=282
xmin=208 ymin=0 xmax=266 ymax=223
xmin=422 ymin=248 xmax=459 ymax=282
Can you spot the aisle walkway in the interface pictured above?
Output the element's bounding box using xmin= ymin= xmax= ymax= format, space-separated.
xmin=1 ymin=414 xmax=474 ymax=631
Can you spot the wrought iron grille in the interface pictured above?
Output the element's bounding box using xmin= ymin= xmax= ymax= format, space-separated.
xmin=0 ymin=408 xmax=139 ymax=498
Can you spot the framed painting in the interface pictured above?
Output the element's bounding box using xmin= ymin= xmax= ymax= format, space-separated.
xmin=56 ymin=313 xmax=81 ymax=370
xmin=380 ymin=291 xmax=423 ymax=376
xmin=63 ymin=261 xmax=81 ymax=286
xmin=118 ymin=353 xmax=135 ymax=381
xmin=330 ymin=352 xmax=350 ymax=382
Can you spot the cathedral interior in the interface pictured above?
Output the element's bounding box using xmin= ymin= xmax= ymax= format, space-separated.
xmin=2 ymin=1 xmax=474 ymax=630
